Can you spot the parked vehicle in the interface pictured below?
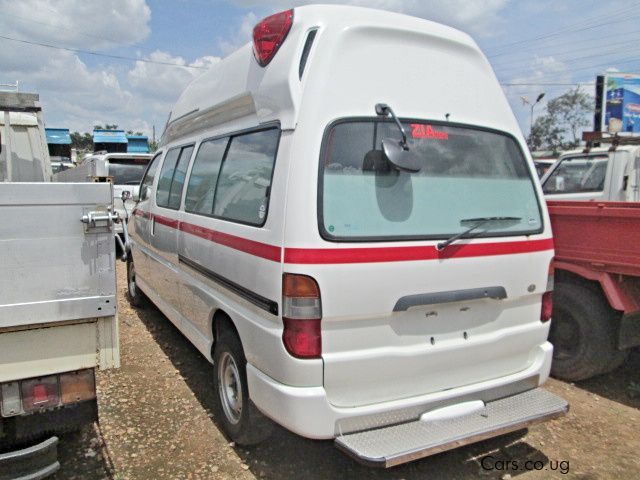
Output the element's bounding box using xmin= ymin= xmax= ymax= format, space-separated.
xmin=541 ymin=134 xmax=639 ymax=202
xmin=542 ymin=133 xmax=640 ymax=381
xmin=127 ymin=5 xmax=567 ymax=467
xmin=547 ymin=200 xmax=640 ymax=381
xmin=55 ymin=152 xmax=153 ymax=239
xmin=0 ymin=92 xmax=120 ymax=479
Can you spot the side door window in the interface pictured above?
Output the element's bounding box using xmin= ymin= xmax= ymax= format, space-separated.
xmin=156 ymin=145 xmax=194 ymax=210
xmin=140 ymin=152 xmax=162 ymax=201
xmin=213 ymin=128 xmax=280 ymax=226
xmin=184 ymin=137 xmax=228 ymax=215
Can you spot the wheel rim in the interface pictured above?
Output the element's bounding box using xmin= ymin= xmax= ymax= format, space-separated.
xmin=550 ymin=306 xmax=581 ymax=361
xmin=128 ymin=264 xmax=137 ymax=298
xmin=218 ymin=351 xmax=243 ymax=425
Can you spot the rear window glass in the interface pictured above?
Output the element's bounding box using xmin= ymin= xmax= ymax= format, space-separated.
xmin=320 ymin=120 xmax=542 ymax=240
xmin=108 ymin=162 xmax=148 ymax=185
xmin=185 ymin=138 xmax=228 ymax=215
xmin=542 ymin=155 xmax=608 ymax=194
xmin=213 ymin=128 xmax=279 ymax=226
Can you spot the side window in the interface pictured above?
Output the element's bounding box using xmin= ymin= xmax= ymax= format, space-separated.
xmin=184 ymin=138 xmax=228 ymax=214
xmin=213 ymin=128 xmax=280 ymax=226
xmin=140 ymin=152 xmax=161 ymax=201
xmin=168 ymin=146 xmax=194 ymax=209
xmin=156 ymin=146 xmax=193 ymax=209
xmin=156 ymin=148 xmax=181 ymax=207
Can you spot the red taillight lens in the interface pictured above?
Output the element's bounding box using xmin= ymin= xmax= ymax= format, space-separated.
xmin=283 ymin=318 xmax=321 ymax=359
xmin=282 ymin=273 xmax=321 ymax=358
xmin=541 ymin=291 xmax=553 ymax=322
xmin=253 ymin=9 xmax=294 ymax=67
xmin=21 ymin=376 xmax=59 ymax=412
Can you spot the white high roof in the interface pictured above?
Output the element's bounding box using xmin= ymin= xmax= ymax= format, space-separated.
xmin=162 ymin=4 xmax=519 ymax=147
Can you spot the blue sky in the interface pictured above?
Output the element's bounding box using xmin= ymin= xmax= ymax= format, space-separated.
xmin=1 ymin=0 xmax=639 ymax=140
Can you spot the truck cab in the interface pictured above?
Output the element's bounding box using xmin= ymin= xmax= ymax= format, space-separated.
xmin=542 ymin=144 xmax=640 ymax=202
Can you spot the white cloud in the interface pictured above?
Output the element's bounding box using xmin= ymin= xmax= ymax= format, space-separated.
xmin=0 ymin=0 xmax=151 ymax=50
xmin=231 ymin=0 xmax=509 ymax=37
xmin=217 ymin=12 xmax=258 ymax=57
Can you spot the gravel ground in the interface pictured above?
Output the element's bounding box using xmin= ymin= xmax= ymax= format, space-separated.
xmin=51 ymin=263 xmax=640 ymax=479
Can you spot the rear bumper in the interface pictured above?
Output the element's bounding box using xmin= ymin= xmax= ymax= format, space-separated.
xmin=247 ymin=341 xmax=553 ymax=439
xmin=0 ymin=437 xmax=60 ymax=480
xmin=336 ymin=387 xmax=568 ymax=468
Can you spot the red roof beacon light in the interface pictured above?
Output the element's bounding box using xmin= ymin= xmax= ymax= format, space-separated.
xmin=253 ymin=9 xmax=294 ymax=67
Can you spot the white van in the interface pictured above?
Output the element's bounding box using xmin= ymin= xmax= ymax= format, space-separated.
xmin=127 ymin=5 xmax=567 ymax=467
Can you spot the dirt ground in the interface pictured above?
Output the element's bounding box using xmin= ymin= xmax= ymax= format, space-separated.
xmin=51 ymin=263 xmax=640 ymax=479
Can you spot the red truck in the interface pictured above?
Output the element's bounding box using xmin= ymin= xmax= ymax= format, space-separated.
xmin=547 ymin=200 xmax=640 ymax=381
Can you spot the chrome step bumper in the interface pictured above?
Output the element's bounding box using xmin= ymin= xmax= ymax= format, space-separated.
xmin=335 ymin=388 xmax=568 ymax=468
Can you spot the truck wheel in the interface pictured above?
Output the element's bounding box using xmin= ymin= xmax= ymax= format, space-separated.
xmin=213 ymin=330 xmax=272 ymax=445
xmin=549 ymin=282 xmax=626 ymax=381
xmin=126 ymin=259 xmax=148 ymax=308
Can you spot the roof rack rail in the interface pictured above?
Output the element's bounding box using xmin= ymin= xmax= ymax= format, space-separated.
xmin=582 ymin=131 xmax=640 ymax=152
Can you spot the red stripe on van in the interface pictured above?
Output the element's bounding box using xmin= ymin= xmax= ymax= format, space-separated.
xmin=153 ymin=213 xmax=180 ymax=229
xmin=283 ymin=238 xmax=554 ymax=264
xmin=179 ymin=220 xmax=282 ymax=262
xmin=136 ymin=210 xmax=552 ymax=264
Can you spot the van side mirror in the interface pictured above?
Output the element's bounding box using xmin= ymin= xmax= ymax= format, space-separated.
xmin=121 ymin=190 xmax=131 ymax=202
xmin=132 ymin=192 xmax=140 ymax=202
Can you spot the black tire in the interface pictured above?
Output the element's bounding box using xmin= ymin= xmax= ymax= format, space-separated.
xmin=549 ymin=282 xmax=627 ymax=381
xmin=126 ymin=259 xmax=148 ymax=308
xmin=213 ymin=330 xmax=272 ymax=445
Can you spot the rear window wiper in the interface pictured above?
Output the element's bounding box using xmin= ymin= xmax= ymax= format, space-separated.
xmin=437 ymin=216 xmax=522 ymax=251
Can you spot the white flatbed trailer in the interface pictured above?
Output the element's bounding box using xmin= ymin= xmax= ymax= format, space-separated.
xmin=0 ymin=92 xmax=120 ymax=479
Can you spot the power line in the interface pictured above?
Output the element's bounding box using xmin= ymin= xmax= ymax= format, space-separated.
xmin=0 ymin=34 xmax=207 ymax=70
xmin=487 ymin=2 xmax=640 ymax=57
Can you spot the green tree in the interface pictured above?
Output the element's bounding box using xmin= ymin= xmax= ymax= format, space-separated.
xmin=527 ymin=87 xmax=593 ymax=152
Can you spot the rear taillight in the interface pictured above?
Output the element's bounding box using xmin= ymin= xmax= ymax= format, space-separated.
xmin=541 ymin=259 xmax=554 ymax=322
xmin=21 ymin=377 xmax=59 ymax=412
xmin=60 ymin=370 xmax=96 ymax=404
xmin=0 ymin=369 xmax=96 ymax=417
xmin=253 ymin=9 xmax=294 ymax=67
xmin=282 ymin=273 xmax=321 ymax=358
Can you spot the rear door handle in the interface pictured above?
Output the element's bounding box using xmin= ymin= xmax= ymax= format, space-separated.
xmin=393 ymin=286 xmax=507 ymax=311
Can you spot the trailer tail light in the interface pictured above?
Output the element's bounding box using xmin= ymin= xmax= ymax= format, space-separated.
xmin=282 ymin=273 xmax=321 ymax=358
xmin=60 ymin=369 xmax=96 ymax=405
xmin=1 ymin=382 xmax=22 ymax=416
xmin=21 ymin=377 xmax=59 ymax=412
xmin=541 ymin=259 xmax=554 ymax=322
xmin=253 ymin=9 xmax=294 ymax=67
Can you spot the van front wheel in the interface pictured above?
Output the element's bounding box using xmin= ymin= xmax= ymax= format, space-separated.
xmin=214 ymin=332 xmax=272 ymax=445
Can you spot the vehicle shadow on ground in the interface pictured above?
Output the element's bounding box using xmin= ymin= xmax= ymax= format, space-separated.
xmin=53 ymin=424 xmax=115 ymax=480
xmin=135 ymin=304 xmax=551 ymax=480
xmin=573 ymin=349 xmax=640 ymax=410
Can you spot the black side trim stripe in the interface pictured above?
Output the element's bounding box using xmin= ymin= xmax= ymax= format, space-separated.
xmin=178 ymin=254 xmax=279 ymax=316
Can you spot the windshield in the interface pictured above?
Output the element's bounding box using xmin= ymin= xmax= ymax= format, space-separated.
xmin=319 ymin=119 xmax=542 ymax=240
xmin=108 ymin=161 xmax=149 ymax=185
xmin=542 ymin=155 xmax=608 ymax=194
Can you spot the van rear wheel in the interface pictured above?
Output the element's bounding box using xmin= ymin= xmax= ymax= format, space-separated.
xmin=213 ymin=330 xmax=272 ymax=445
xmin=549 ymin=282 xmax=626 ymax=381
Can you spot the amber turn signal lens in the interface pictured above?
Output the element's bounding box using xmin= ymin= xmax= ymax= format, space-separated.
xmin=60 ymin=369 xmax=96 ymax=405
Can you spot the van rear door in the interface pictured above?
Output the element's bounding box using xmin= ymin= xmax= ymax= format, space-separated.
xmin=296 ymin=119 xmax=553 ymax=408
